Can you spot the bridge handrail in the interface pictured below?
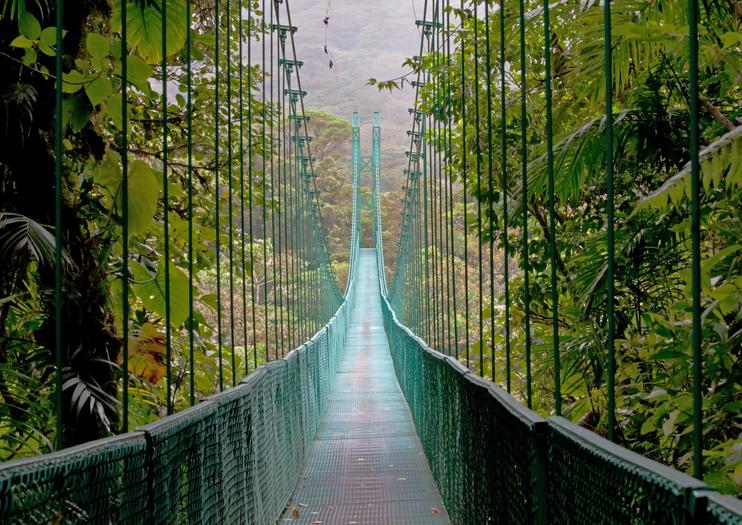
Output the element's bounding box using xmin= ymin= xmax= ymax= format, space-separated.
xmin=0 ymin=208 xmax=361 ymax=524
xmin=372 ymin=174 xmax=742 ymax=524
xmin=376 ymin=265 xmax=742 ymax=524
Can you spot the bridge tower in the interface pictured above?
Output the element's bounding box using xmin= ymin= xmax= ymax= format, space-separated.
xmin=371 ymin=112 xmax=386 ymax=293
xmin=351 ymin=113 xmax=381 ymax=248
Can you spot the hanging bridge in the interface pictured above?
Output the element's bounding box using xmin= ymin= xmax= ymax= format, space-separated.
xmin=0 ymin=0 xmax=741 ymax=523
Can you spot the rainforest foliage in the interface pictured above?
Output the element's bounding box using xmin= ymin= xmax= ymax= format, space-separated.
xmin=0 ymin=0 xmax=347 ymax=458
xmin=0 ymin=0 xmax=740 ymax=501
xmin=384 ymin=0 xmax=741 ymax=494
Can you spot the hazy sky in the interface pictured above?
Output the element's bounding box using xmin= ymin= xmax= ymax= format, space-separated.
xmin=288 ymin=0 xmax=426 ymax=159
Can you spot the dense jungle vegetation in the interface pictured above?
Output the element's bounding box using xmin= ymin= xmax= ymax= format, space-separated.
xmin=373 ymin=0 xmax=741 ymax=495
xmin=0 ymin=0 xmax=739 ymax=501
xmin=0 ymin=0 xmax=351 ymax=456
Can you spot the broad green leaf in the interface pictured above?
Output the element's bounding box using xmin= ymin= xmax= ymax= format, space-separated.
xmin=62 ymin=95 xmax=91 ymax=133
xmin=199 ymin=293 xmax=218 ymax=311
xmin=105 ymin=93 xmax=123 ymax=130
xmin=121 ymin=160 xmax=159 ymax=236
xmin=94 ymin=154 xmax=158 ymax=236
xmin=86 ymin=32 xmax=109 ymax=58
xmin=40 ymin=26 xmax=56 ymax=47
xmin=62 ymin=70 xmax=86 ymax=94
xmin=125 ymin=54 xmax=153 ymax=92
xmin=113 ymin=0 xmax=187 ymax=64
xmin=10 ymin=35 xmax=32 ymax=48
xmin=95 ymin=149 xmax=122 ymax=196
xmin=649 ymin=350 xmax=687 ymax=361
xmin=38 ymin=43 xmax=55 ymax=57
xmin=640 ymin=416 xmax=657 ymax=436
xmin=132 ymin=261 xmax=190 ymax=328
xmin=21 ymin=47 xmax=36 ymax=65
xmin=19 ymin=11 xmax=41 ymax=40
xmin=86 ymin=75 xmax=112 ymax=106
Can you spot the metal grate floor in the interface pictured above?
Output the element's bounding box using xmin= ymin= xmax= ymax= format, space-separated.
xmin=281 ymin=250 xmax=449 ymax=524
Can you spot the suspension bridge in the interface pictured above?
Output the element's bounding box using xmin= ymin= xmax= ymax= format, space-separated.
xmin=0 ymin=0 xmax=740 ymax=522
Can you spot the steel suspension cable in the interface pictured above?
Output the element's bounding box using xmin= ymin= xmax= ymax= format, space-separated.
xmin=474 ymin=0 xmax=484 ymax=377
xmin=434 ymin=3 xmax=449 ymax=356
xmin=688 ymin=0 xmax=703 ymax=481
xmin=238 ymin=0 xmax=249 ymax=375
xmin=269 ymin=2 xmax=279 ymax=356
xmin=227 ymin=0 xmax=237 ymax=387
xmin=422 ymin=110 xmax=431 ymax=344
xmin=484 ymin=0 xmax=495 ymax=381
xmin=446 ymin=0 xmax=459 ymax=361
xmin=274 ymin=15 xmax=286 ymax=356
xmin=248 ymin=0 xmax=258 ymax=369
xmin=427 ymin=52 xmax=438 ymax=349
xmin=499 ymin=0 xmax=511 ymax=393
xmin=262 ymin=0 xmax=269 ymax=362
xmin=215 ymin=0 xmax=224 ymax=391
xmin=460 ymin=0 xmax=471 ymax=368
xmin=120 ymin=0 xmax=129 ymax=430
xmin=186 ymin=0 xmax=196 ymax=400
xmin=54 ymin=0 xmax=64 ymax=448
xmin=518 ymin=0 xmax=532 ymax=408
xmin=543 ymin=0 xmax=560 ymax=414
xmin=428 ymin=11 xmax=442 ymax=351
xmin=161 ymin=0 xmax=173 ymax=412
xmin=604 ymin=0 xmax=616 ymax=439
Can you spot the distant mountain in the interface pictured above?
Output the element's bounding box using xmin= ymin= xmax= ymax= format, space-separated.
xmin=289 ymin=0 xmax=424 ymax=190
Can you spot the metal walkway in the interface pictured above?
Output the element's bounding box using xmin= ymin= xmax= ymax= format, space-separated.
xmin=281 ymin=249 xmax=449 ymax=524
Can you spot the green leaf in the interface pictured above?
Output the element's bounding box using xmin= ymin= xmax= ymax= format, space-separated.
xmin=40 ymin=26 xmax=56 ymax=47
xmin=662 ymin=410 xmax=679 ymax=437
xmin=19 ymin=11 xmax=41 ymax=40
xmin=21 ymin=47 xmax=36 ymax=65
xmin=86 ymin=75 xmax=112 ymax=107
xmin=10 ymin=35 xmax=33 ymax=48
xmin=95 ymin=149 xmax=122 ymax=196
xmin=105 ymin=93 xmax=123 ymax=131
xmin=121 ymin=160 xmax=159 ymax=236
xmin=199 ymin=293 xmax=218 ymax=311
xmin=649 ymin=350 xmax=688 ymax=361
xmin=113 ymin=0 xmax=187 ymax=64
xmin=640 ymin=416 xmax=657 ymax=436
xmin=62 ymin=70 xmax=86 ymax=94
xmin=86 ymin=32 xmax=109 ymax=58
xmin=132 ymin=261 xmax=190 ymax=328
xmin=62 ymin=95 xmax=91 ymax=133
xmin=94 ymin=153 xmax=158 ymax=236
xmin=38 ymin=43 xmax=55 ymax=57
xmin=125 ymin=54 xmax=152 ymax=92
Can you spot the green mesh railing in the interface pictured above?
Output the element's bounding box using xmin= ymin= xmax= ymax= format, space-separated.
xmin=377 ymin=229 xmax=742 ymax=525
xmin=372 ymin=105 xmax=742 ymax=524
xmin=0 ymin=142 xmax=361 ymax=525
xmin=0 ymin=296 xmax=356 ymax=524
xmin=0 ymin=239 xmax=359 ymax=524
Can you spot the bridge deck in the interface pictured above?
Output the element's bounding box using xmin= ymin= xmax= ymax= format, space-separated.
xmin=281 ymin=249 xmax=449 ymax=524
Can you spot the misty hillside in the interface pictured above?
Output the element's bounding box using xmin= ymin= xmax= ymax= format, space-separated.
xmin=289 ymin=0 xmax=425 ymax=190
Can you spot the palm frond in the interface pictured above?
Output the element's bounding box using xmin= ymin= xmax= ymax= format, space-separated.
xmin=0 ymin=212 xmax=72 ymax=269
xmin=635 ymin=126 xmax=742 ymax=212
